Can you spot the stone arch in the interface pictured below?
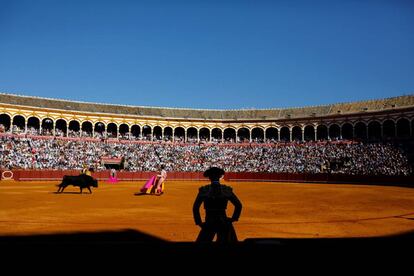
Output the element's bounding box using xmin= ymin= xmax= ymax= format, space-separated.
xmin=130 ymin=125 xmax=140 ymax=139
xmin=12 ymin=115 xmax=25 ymax=133
xmin=354 ymin=122 xmax=367 ymax=140
xmin=280 ymin=126 xmax=290 ymax=141
xmin=368 ymin=121 xmax=381 ymax=141
xmin=252 ymin=127 xmax=264 ymax=142
xmin=153 ymin=126 xmax=163 ymax=141
xmin=211 ymin=128 xmax=222 ymax=142
xmin=68 ymin=120 xmax=80 ymax=131
xmin=68 ymin=120 xmax=80 ymax=137
xmin=329 ymin=124 xmax=340 ymax=140
xmin=317 ymin=125 xmax=328 ymax=140
xmin=55 ymin=119 xmax=67 ymax=136
xmin=237 ymin=127 xmax=250 ymax=142
xmin=163 ymin=126 xmax=173 ymax=141
xmin=304 ymin=125 xmax=315 ymax=141
xmin=107 ymin=122 xmax=118 ymax=138
xmin=94 ymin=122 xmax=106 ymax=138
xmin=199 ymin=127 xmax=210 ymax=142
xmin=27 ymin=117 xmax=40 ymax=134
xmin=291 ymin=126 xmax=302 ymax=141
xmin=265 ymin=127 xmax=278 ymax=142
xmin=41 ymin=118 xmax=54 ymax=135
xmin=223 ymin=128 xmax=236 ymax=142
xmin=383 ymin=119 xmax=395 ymax=138
xmin=0 ymin=113 xmax=11 ymax=131
xmin=119 ymin=123 xmax=129 ymax=139
xmin=174 ymin=127 xmax=185 ymax=142
xmin=396 ymin=118 xmax=410 ymax=138
xmin=341 ymin=123 xmax=353 ymax=140
xmin=142 ymin=125 xmax=152 ymax=140
xmin=187 ymin=127 xmax=198 ymax=142
xmin=81 ymin=121 xmax=93 ymax=137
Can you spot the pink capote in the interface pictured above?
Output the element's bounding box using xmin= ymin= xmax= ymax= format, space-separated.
xmin=140 ymin=175 xmax=157 ymax=193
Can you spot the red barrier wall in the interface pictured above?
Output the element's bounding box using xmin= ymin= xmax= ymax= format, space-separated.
xmin=223 ymin=172 xmax=414 ymax=186
xmin=2 ymin=169 xmax=413 ymax=186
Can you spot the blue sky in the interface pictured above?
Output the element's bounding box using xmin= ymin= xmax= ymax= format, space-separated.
xmin=0 ymin=0 xmax=413 ymax=109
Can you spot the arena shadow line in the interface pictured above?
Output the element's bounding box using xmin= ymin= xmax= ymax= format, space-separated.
xmin=1 ymin=228 xmax=414 ymax=259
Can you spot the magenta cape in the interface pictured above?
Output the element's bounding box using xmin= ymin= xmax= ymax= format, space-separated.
xmin=140 ymin=175 xmax=157 ymax=193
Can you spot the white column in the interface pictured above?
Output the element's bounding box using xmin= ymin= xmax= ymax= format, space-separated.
xmin=8 ymin=118 xmax=13 ymax=133
xmin=301 ymin=127 xmax=305 ymax=141
xmin=327 ymin=126 xmax=331 ymax=140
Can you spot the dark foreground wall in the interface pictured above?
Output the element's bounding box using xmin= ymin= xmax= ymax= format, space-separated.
xmin=1 ymin=229 xmax=413 ymax=269
xmin=1 ymin=169 xmax=413 ymax=186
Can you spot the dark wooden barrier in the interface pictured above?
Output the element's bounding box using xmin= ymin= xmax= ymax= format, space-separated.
xmin=223 ymin=172 xmax=414 ymax=186
xmin=5 ymin=170 xmax=208 ymax=182
xmin=2 ymin=170 xmax=413 ymax=186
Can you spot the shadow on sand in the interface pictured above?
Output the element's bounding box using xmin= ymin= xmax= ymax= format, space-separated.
xmin=134 ymin=192 xmax=163 ymax=196
xmin=2 ymin=229 xmax=414 ymax=262
xmin=52 ymin=191 xmax=93 ymax=194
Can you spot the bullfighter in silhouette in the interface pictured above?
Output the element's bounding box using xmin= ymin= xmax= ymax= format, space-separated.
xmin=192 ymin=167 xmax=242 ymax=243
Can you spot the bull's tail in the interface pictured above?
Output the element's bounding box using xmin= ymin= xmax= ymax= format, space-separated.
xmin=56 ymin=176 xmax=68 ymax=187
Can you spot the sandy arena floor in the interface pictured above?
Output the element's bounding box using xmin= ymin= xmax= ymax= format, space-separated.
xmin=1 ymin=180 xmax=414 ymax=241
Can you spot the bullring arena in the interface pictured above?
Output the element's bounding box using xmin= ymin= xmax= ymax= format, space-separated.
xmin=1 ymin=180 xmax=414 ymax=242
xmin=1 ymin=93 xmax=414 ymax=245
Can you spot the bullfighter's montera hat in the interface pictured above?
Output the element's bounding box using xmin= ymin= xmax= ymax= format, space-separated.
xmin=203 ymin=167 xmax=225 ymax=178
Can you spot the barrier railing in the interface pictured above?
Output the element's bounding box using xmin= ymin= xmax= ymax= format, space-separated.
xmin=1 ymin=169 xmax=412 ymax=186
xmin=223 ymin=172 xmax=414 ymax=185
xmin=5 ymin=170 xmax=207 ymax=182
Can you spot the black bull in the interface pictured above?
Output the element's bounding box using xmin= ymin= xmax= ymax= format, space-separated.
xmin=56 ymin=174 xmax=98 ymax=194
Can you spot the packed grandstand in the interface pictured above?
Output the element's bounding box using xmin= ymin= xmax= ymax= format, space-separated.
xmin=0 ymin=93 xmax=413 ymax=176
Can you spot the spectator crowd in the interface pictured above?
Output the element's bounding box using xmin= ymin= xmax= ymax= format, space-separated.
xmin=0 ymin=135 xmax=411 ymax=176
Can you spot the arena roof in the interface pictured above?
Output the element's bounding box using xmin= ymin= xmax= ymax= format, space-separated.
xmin=1 ymin=92 xmax=413 ymax=120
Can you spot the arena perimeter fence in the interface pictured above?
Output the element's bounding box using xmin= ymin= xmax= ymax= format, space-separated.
xmin=1 ymin=170 xmax=413 ymax=186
